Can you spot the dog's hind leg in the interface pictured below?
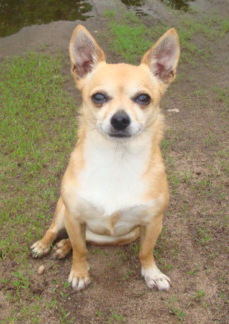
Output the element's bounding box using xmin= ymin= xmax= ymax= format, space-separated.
xmin=54 ymin=238 xmax=72 ymax=259
xmin=31 ymin=197 xmax=65 ymax=258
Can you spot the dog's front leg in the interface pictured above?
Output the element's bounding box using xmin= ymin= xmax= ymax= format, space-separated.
xmin=139 ymin=214 xmax=171 ymax=291
xmin=31 ymin=197 xmax=65 ymax=258
xmin=64 ymin=208 xmax=91 ymax=291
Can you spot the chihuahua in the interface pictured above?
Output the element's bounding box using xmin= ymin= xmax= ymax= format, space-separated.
xmin=31 ymin=25 xmax=180 ymax=291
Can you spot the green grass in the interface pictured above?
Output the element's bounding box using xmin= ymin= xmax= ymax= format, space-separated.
xmin=122 ymin=270 xmax=133 ymax=281
xmin=0 ymin=52 xmax=77 ymax=321
xmin=170 ymin=306 xmax=187 ymax=321
xmin=102 ymin=10 xmax=228 ymax=66
xmin=191 ymin=289 xmax=205 ymax=301
xmin=0 ymin=53 xmax=76 ymax=323
xmin=0 ymin=53 xmax=77 ymax=323
xmin=167 ymin=296 xmax=187 ymax=321
xmin=102 ymin=11 xmax=166 ymax=64
xmin=108 ymin=309 xmax=127 ymax=323
xmin=177 ymin=16 xmax=229 ymax=64
xmin=95 ymin=309 xmax=127 ymax=323
xmin=108 ymin=22 xmax=151 ymax=63
xmin=221 ymin=19 xmax=229 ymax=34
xmin=0 ymin=52 xmax=76 ymax=260
xmin=196 ymin=228 xmax=212 ymax=245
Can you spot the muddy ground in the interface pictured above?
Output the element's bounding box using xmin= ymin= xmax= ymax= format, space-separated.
xmin=0 ymin=0 xmax=228 ymax=323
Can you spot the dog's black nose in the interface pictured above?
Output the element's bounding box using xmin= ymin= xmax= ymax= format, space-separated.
xmin=111 ymin=110 xmax=130 ymax=131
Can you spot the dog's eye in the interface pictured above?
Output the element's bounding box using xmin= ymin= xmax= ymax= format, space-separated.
xmin=133 ymin=94 xmax=151 ymax=106
xmin=91 ymin=93 xmax=109 ymax=105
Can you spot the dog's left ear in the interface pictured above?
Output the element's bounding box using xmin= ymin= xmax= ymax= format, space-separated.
xmin=141 ymin=28 xmax=180 ymax=85
xmin=69 ymin=25 xmax=106 ymax=80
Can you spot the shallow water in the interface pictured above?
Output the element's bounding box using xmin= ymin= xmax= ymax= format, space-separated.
xmin=0 ymin=0 xmax=92 ymax=37
xmin=0 ymin=0 xmax=194 ymax=37
xmin=160 ymin=0 xmax=194 ymax=11
xmin=121 ymin=0 xmax=194 ymax=16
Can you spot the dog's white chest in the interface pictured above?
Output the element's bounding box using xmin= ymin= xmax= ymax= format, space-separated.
xmin=76 ymin=140 xmax=154 ymax=235
xmin=79 ymin=143 xmax=147 ymax=212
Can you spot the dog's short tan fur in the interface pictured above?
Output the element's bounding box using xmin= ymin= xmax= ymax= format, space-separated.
xmin=31 ymin=25 xmax=180 ymax=291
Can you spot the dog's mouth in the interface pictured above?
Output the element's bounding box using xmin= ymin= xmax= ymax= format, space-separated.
xmin=108 ymin=132 xmax=132 ymax=138
xmin=97 ymin=123 xmax=142 ymax=140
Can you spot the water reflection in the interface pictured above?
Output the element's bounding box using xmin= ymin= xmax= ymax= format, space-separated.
xmin=0 ymin=0 xmax=195 ymax=37
xmin=160 ymin=0 xmax=194 ymax=11
xmin=0 ymin=0 xmax=92 ymax=37
xmin=121 ymin=0 xmax=194 ymax=12
xmin=121 ymin=0 xmax=145 ymax=5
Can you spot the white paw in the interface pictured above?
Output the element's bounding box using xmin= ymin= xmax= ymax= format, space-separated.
xmin=68 ymin=269 xmax=91 ymax=291
xmin=30 ymin=241 xmax=51 ymax=258
xmin=141 ymin=264 xmax=171 ymax=291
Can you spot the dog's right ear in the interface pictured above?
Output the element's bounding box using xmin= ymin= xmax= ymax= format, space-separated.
xmin=69 ymin=25 xmax=106 ymax=80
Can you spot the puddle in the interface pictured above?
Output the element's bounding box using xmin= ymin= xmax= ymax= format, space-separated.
xmin=0 ymin=0 xmax=92 ymax=37
xmin=0 ymin=0 xmax=195 ymax=38
xmin=160 ymin=0 xmax=194 ymax=11
xmin=121 ymin=0 xmax=194 ymax=14
xmin=121 ymin=0 xmax=148 ymax=16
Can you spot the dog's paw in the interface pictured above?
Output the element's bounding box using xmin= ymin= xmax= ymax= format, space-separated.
xmin=68 ymin=269 xmax=91 ymax=291
xmin=53 ymin=239 xmax=72 ymax=259
xmin=141 ymin=265 xmax=171 ymax=291
xmin=30 ymin=241 xmax=51 ymax=258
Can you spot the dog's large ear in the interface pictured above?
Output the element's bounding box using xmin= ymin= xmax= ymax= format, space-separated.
xmin=141 ymin=29 xmax=180 ymax=85
xmin=69 ymin=25 xmax=106 ymax=79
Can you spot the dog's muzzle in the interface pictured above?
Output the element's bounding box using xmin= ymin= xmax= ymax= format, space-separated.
xmin=109 ymin=110 xmax=131 ymax=138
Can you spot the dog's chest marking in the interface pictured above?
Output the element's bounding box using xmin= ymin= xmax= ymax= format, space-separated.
xmin=74 ymin=139 xmax=158 ymax=236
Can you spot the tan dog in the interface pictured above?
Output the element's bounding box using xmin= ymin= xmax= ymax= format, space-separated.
xmin=31 ymin=25 xmax=180 ymax=291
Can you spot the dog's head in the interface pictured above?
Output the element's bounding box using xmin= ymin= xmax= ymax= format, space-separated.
xmin=69 ymin=25 xmax=180 ymax=140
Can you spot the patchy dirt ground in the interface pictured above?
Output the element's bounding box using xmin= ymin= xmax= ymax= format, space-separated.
xmin=0 ymin=0 xmax=228 ymax=323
